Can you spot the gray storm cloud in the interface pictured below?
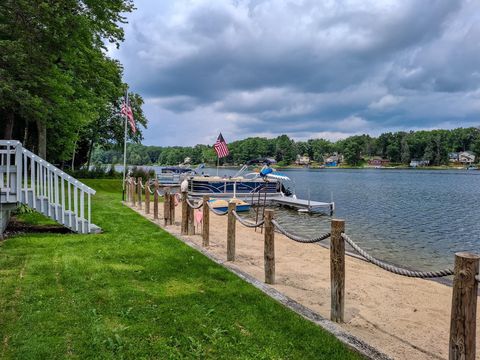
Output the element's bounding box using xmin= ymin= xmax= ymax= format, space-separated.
xmin=111 ymin=0 xmax=480 ymax=146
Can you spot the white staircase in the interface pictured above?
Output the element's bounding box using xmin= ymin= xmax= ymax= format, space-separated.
xmin=0 ymin=140 xmax=100 ymax=234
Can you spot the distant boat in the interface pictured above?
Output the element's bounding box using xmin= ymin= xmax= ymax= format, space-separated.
xmin=156 ymin=164 xmax=205 ymax=186
xmin=208 ymin=198 xmax=251 ymax=212
xmin=467 ymin=165 xmax=478 ymax=170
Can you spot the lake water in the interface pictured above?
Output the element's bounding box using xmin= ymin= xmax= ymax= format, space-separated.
xmin=122 ymin=165 xmax=480 ymax=271
xmin=205 ymin=167 xmax=480 ymax=271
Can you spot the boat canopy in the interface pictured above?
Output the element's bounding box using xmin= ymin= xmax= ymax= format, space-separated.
xmin=161 ymin=167 xmax=193 ymax=174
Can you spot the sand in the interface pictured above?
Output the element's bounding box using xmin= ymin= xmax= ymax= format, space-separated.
xmin=129 ymin=201 xmax=480 ymax=360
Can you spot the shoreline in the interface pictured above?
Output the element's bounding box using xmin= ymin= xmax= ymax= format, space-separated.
xmin=112 ymin=163 xmax=474 ymax=171
xmin=126 ymin=200 xmax=480 ymax=360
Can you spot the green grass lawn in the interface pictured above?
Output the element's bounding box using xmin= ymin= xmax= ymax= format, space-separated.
xmin=0 ymin=179 xmax=361 ymax=359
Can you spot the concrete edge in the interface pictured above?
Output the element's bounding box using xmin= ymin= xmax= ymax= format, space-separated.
xmin=127 ymin=203 xmax=392 ymax=360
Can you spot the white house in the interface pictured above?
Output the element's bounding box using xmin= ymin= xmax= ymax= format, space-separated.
xmin=458 ymin=151 xmax=476 ymax=164
xmin=295 ymin=154 xmax=311 ymax=165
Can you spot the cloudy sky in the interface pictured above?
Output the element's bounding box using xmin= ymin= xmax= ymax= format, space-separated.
xmin=109 ymin=0 xmax=480 ymax=146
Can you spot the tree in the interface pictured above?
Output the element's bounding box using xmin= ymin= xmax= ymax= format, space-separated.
xmin=274 ymin=135 xmax=295 ymax=164
xmin=0 ymin=0 xmax=136 ymax=163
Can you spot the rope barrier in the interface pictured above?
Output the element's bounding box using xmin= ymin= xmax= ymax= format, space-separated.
xmin=186 ymin=197 xmax=203 ymax=209
xmin=206 ymin=201 xmax=228 ymax=216
xmin=146 ymin=185 xmax=154 ymax=194
xmin=341 ymin=233 xmax=454 ymax=278
xmin=232 ymin=210 xmax=265 ymax=228
xmin=272 ymin=220 xmax=331 ymax=243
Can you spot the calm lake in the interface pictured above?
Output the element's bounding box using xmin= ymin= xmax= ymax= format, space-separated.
xmin=205 ymin=167 xmax=480 ymax=271
xmin=120 ymin=165 xmax=480 ymax=270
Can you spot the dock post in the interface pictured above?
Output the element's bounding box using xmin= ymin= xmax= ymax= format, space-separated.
xmin=137 ymin=177 xmax=142 ymax=209
xmin=449 ymin=252 xmax=480 ymax=360
xmin=153 ymin=180 xmax=159 ymax=220
xmin=145 ymin=178 xmax=150 ymax=214
xmin=181 ymin=191 xmax=188 ymax=235
xmin=169 ymin=193 xmax=175 ymax=225
xmin=227 ymin=202 xmax=236 ymax=261
xmin=264 ymin=209 xmax=275 ymax=284
xmin=131 ymin=179 xmax=136 ymax=206
xmin=202 ymin=195 xmax=210 ymax=247
xmin=330 ymin=219 xmax=345 ymax=323
xmin=187 ymin=199 xmax=195 ymax=235
xmin=164 ymin=188 xmax=170 ymax=226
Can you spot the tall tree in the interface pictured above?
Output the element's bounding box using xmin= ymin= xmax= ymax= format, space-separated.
xmin=0 ymin=0 xmax=136 ymax=162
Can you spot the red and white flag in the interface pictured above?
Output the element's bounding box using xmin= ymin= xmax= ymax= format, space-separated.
xmin=214 ymin=133 xmax=229 ymax=158
xmin=121 ymin=101 xmax=136 ymax=133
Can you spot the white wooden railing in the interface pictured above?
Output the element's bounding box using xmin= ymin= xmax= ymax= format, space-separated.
xmin=0 ymin=140 xmax=99 ymax=234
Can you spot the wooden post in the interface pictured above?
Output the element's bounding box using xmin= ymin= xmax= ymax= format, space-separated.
xmin=202 ymin=195 xmax=210 ymax=247
xmin=181 ymin=191 xmax=188 ymax=235
xmin=187 ymin=200 xmax=195 ymax=235
xmin=137 ymin=177 xmax=142 ymax=209
xmin=449 ymin=252 xmax=480 ymax=360
xmin=145 ymin=178 xmax=150 ymax=214
xmin=131 ymin=180 xmax=136 ymax=206
xmin=264 ymin=209 xmax=275 ymax=284
xmin=164 ymin=188 xmax=170 ymax=226
xmin=227 ymin=202 xmax=236 ymax=261
xmin=153 ymin=180 xmax=159 ymax=220
xmin=169 ymin=193 xmax=175 ymax=225
xmin=330 ymin=219 xmax=345 ymax=323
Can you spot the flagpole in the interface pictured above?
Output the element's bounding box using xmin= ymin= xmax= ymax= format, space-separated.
xmin=122 ymin=89 xmax=128 ymax=201
xmin=216 ymin=157 xmax=219 ymax=177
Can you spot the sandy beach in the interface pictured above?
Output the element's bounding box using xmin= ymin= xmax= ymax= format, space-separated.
xmin=129 ymin=201 xmax=480 ymax=360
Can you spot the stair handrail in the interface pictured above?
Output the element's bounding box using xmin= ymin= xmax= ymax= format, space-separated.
xmin=1 ymin=139 xmax=97 ymax=234
xmin=21 ymin=147 xmax=95 ymax=195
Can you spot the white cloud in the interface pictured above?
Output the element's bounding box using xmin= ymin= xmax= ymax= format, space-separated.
xmin=369 ymin=94 xmax=404 ymax=110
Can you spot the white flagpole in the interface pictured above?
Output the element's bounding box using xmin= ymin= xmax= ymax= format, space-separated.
xmin=122 ymin=89 xmax=128 ymax=199
xmin=216 ymin=156 xmax=219 ymax=177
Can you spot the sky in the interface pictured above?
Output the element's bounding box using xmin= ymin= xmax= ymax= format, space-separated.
xmin=109 ymin=0 xmax=480 ymax=146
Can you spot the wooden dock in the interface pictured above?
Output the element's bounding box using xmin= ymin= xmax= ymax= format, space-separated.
xmin=271 ymin=196 xmax=334 ymax=214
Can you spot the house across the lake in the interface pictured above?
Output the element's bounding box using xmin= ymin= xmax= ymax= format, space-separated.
xmin=459 ymin=151 xmax=476 ymax=164
xmin=410 ymin=159 xmax=430 ymax=168
xmin=367 ymin=157 xmax=390 ymax=168
xmin=448 ymin=152 xmax=459 ymax=162
xmin=295 ymin=154 xmax=311 ymax=166
xmin=449 ymin=151 xmax=476 ymax=164
xmin=325 ymin=153 xmax=341 ymax=167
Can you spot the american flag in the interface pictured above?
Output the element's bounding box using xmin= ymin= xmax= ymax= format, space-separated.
xmin=214 ymin=133 xmax=229 ymax=158
xmin=121 ymin=100 xmax=136 ymax=133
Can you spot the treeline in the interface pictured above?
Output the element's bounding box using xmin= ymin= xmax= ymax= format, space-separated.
xmin=0 ymin=0 xmax=146 ymax=168
xmin=92 ymin=127 xmax=480 ymax=166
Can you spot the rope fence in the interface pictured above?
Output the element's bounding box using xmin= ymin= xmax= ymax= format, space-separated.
xmin=272 ymin=219 xmax=331 ymax=243
xmin=124 ymin=178 xmax=479 ymax=359
xmin=232 ymin=210 xmax=265 ymax=228
xmin=341 ymin=233 xmax=454 ymax=278
xmin=186 ymin=197 xmax=203 ymax=209
xmin=206 ymin=201 xmax=228 ymax=216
